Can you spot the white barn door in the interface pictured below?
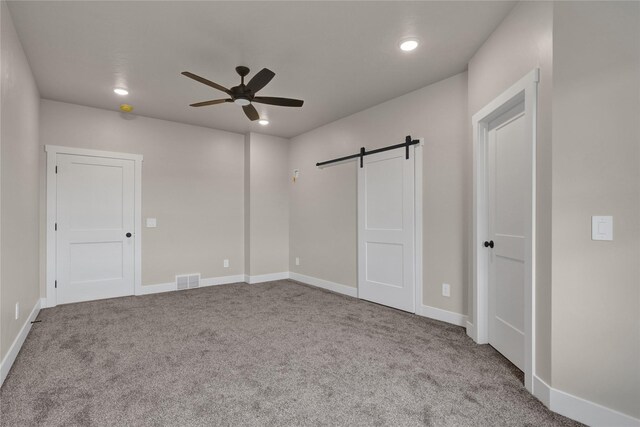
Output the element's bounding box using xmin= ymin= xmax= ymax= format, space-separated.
xmin=56 ymin=153 xmax=135 ymax=304
xmin=358 ymin=149 xmax=415 ymax=312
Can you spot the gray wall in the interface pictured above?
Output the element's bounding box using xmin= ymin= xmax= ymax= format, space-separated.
xmin=467 ymin=0 xmax=554 ymax=383
xmin=0 ymin=0 xmax=41 ymax=361
xmin=289 ymin=72 xmax=468 ymax=315
xmin=7 ymin=0 xmax=640 ymax=419
xmin=39 ymin=100 xmax=246 ymax=287
xmin=468 ymin=0 xmax=640 ymax=418
xmin=245 ymin=132 xmax=289 ymax=276
xmin=552 ymin=1 xmax=640 ymax=418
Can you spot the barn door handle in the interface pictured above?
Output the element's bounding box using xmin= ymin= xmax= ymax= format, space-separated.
xmin=126 ymin=232 xmax=132 ymax=238
xmin=483 ymin=240 xmax=494 ymax=248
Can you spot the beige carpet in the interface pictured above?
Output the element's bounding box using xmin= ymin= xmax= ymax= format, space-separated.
xmin=0 ymin=280 xmax=581 ymax=426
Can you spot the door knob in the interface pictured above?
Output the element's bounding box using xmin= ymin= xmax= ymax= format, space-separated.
xmin=483 ymin=240 xmax=494 ymax=248
xmin=126 ymin=232 xmax=132 ymax=238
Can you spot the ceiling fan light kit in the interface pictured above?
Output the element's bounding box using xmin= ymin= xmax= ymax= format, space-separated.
xmin=182 ymin=66 xmax=304 ymax=122
xmin=234 ymin=98 xmax=251 ymax=106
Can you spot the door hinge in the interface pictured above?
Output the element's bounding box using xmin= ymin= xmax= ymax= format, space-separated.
xmin=55 ymin=165 xmax=58 ymax=174
xmin=55 ymin=223 xmax=57 ymax=231
xmin=55 ymin=280 xmax=57 ymax=289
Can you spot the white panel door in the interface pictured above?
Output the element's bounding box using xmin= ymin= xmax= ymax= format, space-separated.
xmin=56 ymin=154 xmax=135 ymax=304
xmin=487 ymin=104 xmax=527 ymax=370
xmin=358 ymin=149 xmax=415 ymax=312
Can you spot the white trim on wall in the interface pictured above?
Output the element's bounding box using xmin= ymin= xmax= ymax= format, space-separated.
xmin=247 ymin=272 xmax=290 ymax=284
xmin=416 ymin=304 xmax=467 ymax=327
xmin=134 ymin=153 xmax=142 ymax=296
xmin=45 ymin=145 xmax=143 ymax=162
xmin=465 ymin=321 xmax=477 ymax=341
xmin=139 ymin=274 xmax=247 ymax=295
xmin=44 ymin=145 xmax=143 ymax=307
xmin=138 ymin=281 xmax=177 ymax=296
xmin=414 ymin=139 xmax=424 ymax=316
xmin=290 ymin=271 xmax=468 ymax=328
xmin=0 ymin=298 xmax=41 ymax=386
xmin=533 ymin=376 xmax=640 ymax=427
xmin=289 ymin=272 xmax=358 ymax=298
xmin=139 ymin=272 xmax=294 ymax=296
xmin=203 ymin=274 xmax=247 ymax=286
xmin=471 ymin=68 xmax=539 ymax=393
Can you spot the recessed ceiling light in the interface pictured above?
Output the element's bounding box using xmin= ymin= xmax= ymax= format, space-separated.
xmin=258 ymin=119 xmax=269 ymax=126
xmin=114 ymin=88 xmax=129 ymax=96
xmin=399 ymin=39 xmax=419 ymax=52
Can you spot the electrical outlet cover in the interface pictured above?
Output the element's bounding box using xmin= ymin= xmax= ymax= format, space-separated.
xmin=442 ymin=283 xmax=451 ymax=297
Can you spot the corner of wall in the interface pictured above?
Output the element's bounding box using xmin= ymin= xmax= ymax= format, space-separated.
xmin=1 ymin=0 xmax=42 ymax=363
xmin=243 ymin=133 xmax=251 ymax=276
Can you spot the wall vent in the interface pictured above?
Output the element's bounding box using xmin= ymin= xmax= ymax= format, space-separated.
xmin=188 ymin=274 xmax=200 ymax=289
xmin=176 ymin=273 xmax=200 ymax=290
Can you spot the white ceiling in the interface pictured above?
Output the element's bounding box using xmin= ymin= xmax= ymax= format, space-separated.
xmin=8 ymin=1 xmax=515 ymax=138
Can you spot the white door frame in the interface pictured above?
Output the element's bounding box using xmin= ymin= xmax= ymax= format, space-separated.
xmin=45 ymin=145 xmax=143 ymax=307
xmin=470 ymin=69 xmax=538 ymax=392
xmin=356 ymin=139 xmax=424 ymax=314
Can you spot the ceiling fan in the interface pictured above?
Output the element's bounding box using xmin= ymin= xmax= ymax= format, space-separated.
xmin=182 ymin=66 xmax=304 ymax=121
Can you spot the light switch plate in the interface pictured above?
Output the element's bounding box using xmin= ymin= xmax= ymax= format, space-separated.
xmin=592 ymin=216 xmax=613 ymax=241
xmin=146 ymin=218 xmax=157 ymax=228
xmin=295 ymin=257 xmax=300 ymax=266
xmin=223 ymin=259 xmax=229 ymax=268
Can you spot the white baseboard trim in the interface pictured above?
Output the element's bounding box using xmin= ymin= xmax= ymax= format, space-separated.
xmin=533 ymin=375 xmax=551 ymax=408
xmin=466 ymin=321 xmax=477 ymax=341
xmin=416 ymin=304 xmax=467 ymax=327
xmin=140 ymin=274 xmax=247 ymax=295
xmin=247 ymin=272 xmax=290 ymax=284
xmin=1 ymin=298 xmax=41 ymax=387
xmin=289 ymin=273 xmax=466 ymax=327
xmin=139 ymin=281 xmax=176 ymax=295
xmin=533 ymin=375 xmax=639 ymax=427
xmin=201 ymin=274 xmax=246 ymax=286
xmin=289 ymin=272 xmax=358 ymax=298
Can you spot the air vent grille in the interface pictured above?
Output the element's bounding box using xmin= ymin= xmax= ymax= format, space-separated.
xmin=188 ymin=274 xmax=200 ymax=289
xmin=176 ymin=273 xmax=200 ymax=290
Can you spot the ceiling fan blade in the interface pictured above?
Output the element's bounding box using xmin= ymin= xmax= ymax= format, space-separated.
xmin=253 ymin=96 xmax=304 ymax=107
xmin=246 ymin=68 xmax=275 ymax=94
xmin=189 ymin=99 xmax=232 ymax=107
xmin=242 ymin=104 xmax=260 ymax=121
xmin=182 ymin=71 xmax=231 ymax=95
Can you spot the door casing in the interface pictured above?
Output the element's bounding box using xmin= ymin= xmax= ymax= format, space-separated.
xmin=45 ymin=145 xmax=143 ymax=308
xmin=470 ymin=69 xmax=538 ymax=392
